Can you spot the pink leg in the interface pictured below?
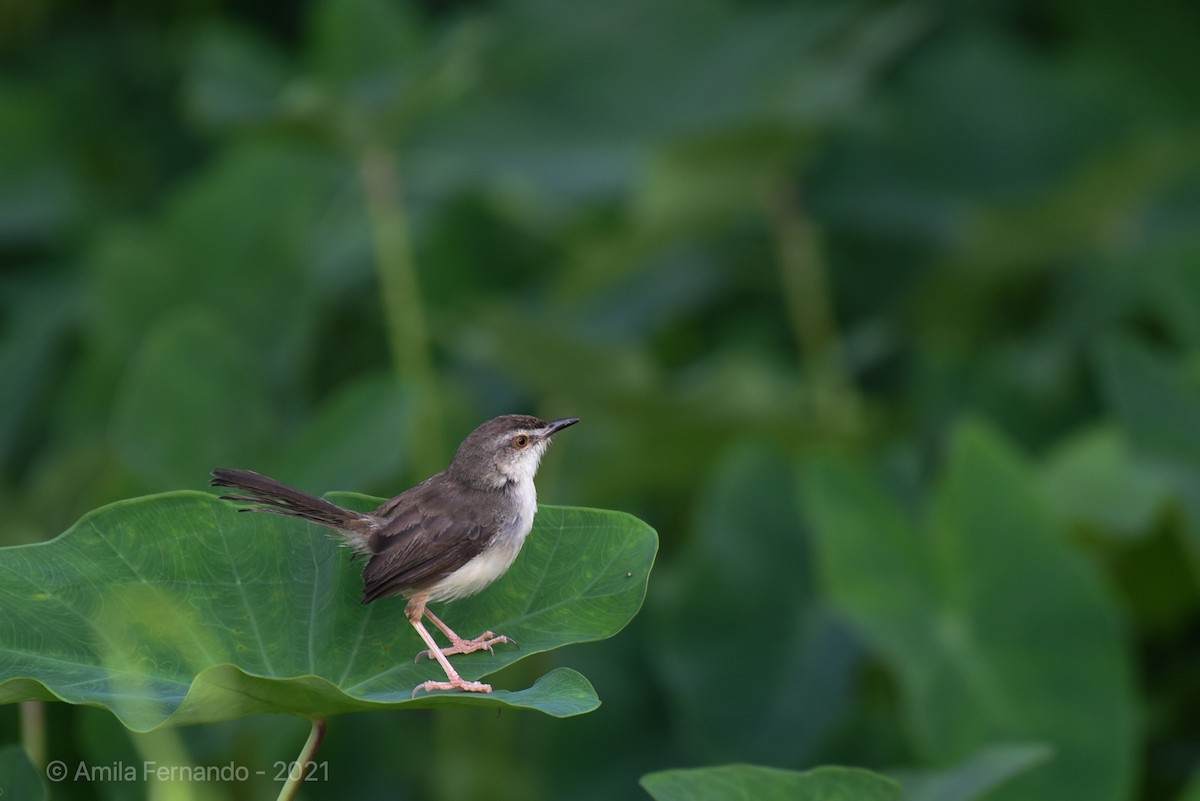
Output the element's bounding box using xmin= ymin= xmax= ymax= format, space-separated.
xmin=415 ymin=608 xmax=514 ymax=662
xmin=404 ymin=596 xmax=491 ymax=696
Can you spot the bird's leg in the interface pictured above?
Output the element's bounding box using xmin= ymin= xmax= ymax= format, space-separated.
xmin=405 ymin=596 xmax=491 ymax=696
xmin=417 ymin=608 xmax=514 ymax=660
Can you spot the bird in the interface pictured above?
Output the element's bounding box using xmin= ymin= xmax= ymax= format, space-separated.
xmin=210 ymin=414 xmax=579 ymax=695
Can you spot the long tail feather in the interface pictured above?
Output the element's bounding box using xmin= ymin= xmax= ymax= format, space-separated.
xmin=210 ymin=468 xmax=374 ymax=551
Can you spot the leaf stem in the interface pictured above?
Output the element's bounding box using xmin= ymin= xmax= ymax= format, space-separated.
xmin=275 ymin=717 xmax=327 ymax=801
xmin=762 ymin=181 xmax=863 ymax=439
xmin=359 ymin=146 xmax=431 ymax=386
xmin=132 ymin=727 xmax=198 ymax=801
xmin=19 ymin=700 xmax=45 ymax=768
xmin=358 ymin=145 xmax=445 ymax=475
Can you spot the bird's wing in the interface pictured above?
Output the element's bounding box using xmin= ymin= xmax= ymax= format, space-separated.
xmin=359 ymin=482 xmax=497 ymax=603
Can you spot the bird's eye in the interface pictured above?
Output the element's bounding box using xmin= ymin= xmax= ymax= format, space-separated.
xmin=512 ymin=434 xmax=530 ymax=449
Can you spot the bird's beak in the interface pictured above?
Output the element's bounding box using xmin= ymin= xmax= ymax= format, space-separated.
xmin=542 ymin=417 xmax=580 ymax=437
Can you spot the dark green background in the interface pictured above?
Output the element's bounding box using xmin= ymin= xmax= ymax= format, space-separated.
xmin=2 ymin=0 xmax=1198 ymax=799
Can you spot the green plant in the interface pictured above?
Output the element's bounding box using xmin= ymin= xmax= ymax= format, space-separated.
xmin=0 ymin=495 xmax=656 ymax=799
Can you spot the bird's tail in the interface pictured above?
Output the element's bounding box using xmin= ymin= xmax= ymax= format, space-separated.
xmin=210 ymin=468 xmax=374 ymax=551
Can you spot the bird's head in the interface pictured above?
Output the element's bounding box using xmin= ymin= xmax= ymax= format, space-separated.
xmin=448 ymin=414 xmax=579 ymax=488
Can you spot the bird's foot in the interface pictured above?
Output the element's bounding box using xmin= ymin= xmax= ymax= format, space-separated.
xmin=411 ymin=677 xmax=492 ymax=697
xmin=415 ymin=631 xmax=515 ymax=662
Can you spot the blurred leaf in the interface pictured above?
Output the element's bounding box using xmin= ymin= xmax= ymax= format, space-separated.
xmin=307 ymin=0 xmax=423 ymax=87
xmin=110 ymin=311 xmax=275 ymax=490
xmin=0 ymin=280 xmax=77 ymax=469
xmin=88 ymin=143 xmax=346 ymax=384
xmin=302 ymin=0 xmax=483 ymax=144
xmin=632 ymin=2 xmax=930 ymax=230
xmin=75 ymin=706 xmax=156 ymax=801
xmin=1146 ymin=233 xmax=1200 ymax=348
xmin=559 ymin=242 xmax=730 ymax=342
xmin=1040 ymin=424 xmax=1172 ymax=538
xmin=1096 ymin=335 xmax=1200 ymax=469
xmin=652 ymin=445 xmax=857 ymax=765
xmin=639 ymin=764 xmax=900 ymax=801
xmin=1179 ymin=766 xmax=1200 ymax=801
xmin=636 ymin=125 xmax=807 ymax=229
xmin=1097 ymin=335 xmax=1200 ymax=559
xmin=0 ymin=493 xmax=656 ymax=729
xmin=907 ymin=31 xmax=1145 ymax=203
xmin=892 ymin=742 xmax=1053 ymax=801
xmin=450 ymin=313 xmax=818 ymax=504
xmin=803 ymin=420 xmax=1136 ymax=801
xmin=158 ymin=144 xmax=341 ymax=342
xmin=0 ymin=745 xmax=45 ymax=801
xmin=86 ymin=223 xmax=177 ymax=363
xmin=270 ymin=372 xmax=413 ymax=492
xmin=412 ymin=0 xmax=923 ymax=206
xmin=801 ymin=453 xmax=938 ymax=663
xmin=184 ymin=24 xmax=295 ymax=133
xmin=0 ymin=82 xmax=81 ymax=246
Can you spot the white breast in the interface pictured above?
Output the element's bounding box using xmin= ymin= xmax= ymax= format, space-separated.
xmin=427 ymin=476 xmax=538 ymax=603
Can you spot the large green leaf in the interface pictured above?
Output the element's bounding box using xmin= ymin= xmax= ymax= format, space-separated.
xmin=639 ymin=764 xmax=900 ymax=801
xmin=802 ymin=420 xmax=1136 ymax=801
xmin=0 ymin=492 xmax=656 ymax=730
xmin=1096 ymin=335 xmax=1200 ymax=559
xmin=268 ymin=373 xmax=414 ymax=491
xmin=893 ymin=743 xmax=1053 ymax=801
xmin=1039 ymin=424 xmax=1172 ymax=539
xmin=651 ymin=445 xmax=857 ymax=765
xmin=1096 ymin=335 xmax=1200 ymax=469
xmin=110 ymin=312 xmax=275 ymax=491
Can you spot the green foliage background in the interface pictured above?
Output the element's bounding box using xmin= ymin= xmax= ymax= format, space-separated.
xmin=2 ymin=0 xmax=1199 ymax=799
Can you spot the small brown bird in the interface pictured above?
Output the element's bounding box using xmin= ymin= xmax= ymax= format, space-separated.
xmin=211 ymin=414 xmax=579 ymax=695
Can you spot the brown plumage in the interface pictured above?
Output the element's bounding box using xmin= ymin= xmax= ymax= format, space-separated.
xmin=210 ymin=413 xmax=579 ymax=695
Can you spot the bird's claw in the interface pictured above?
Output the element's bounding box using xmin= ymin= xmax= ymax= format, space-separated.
xmin=413 ymin=631 xmax=516 ymax=662
xmin=411 ymin=677 xmax=492 ymax=698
